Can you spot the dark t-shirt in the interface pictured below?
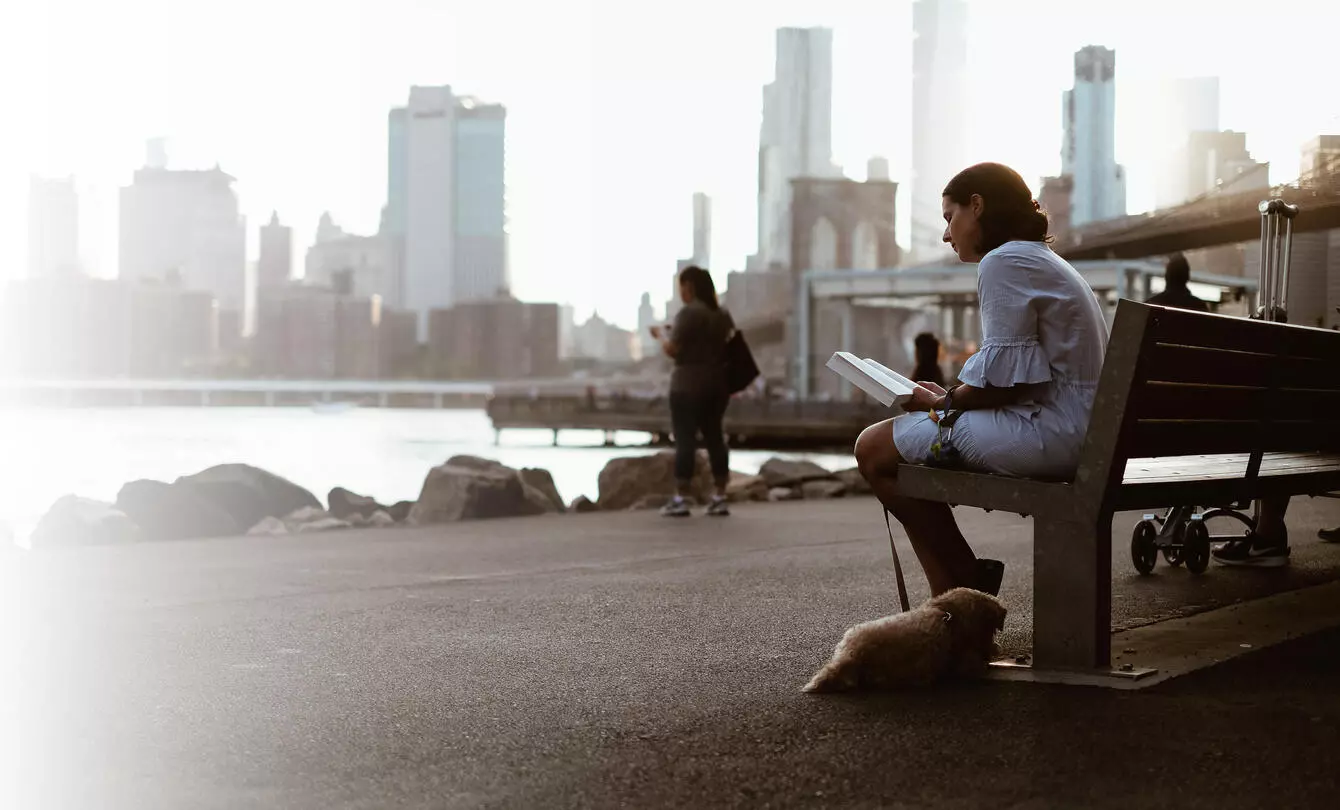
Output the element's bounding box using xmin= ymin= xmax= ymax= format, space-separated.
xmin=1147 ymin=287 xmax=1209 ymax=312
xmin=670 ymin=300 xmax=736 ymax=394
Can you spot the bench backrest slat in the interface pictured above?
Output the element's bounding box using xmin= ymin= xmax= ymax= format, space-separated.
xmin=1141 ymin=345 xmax=1337 ymax=390
xmin=1072 ymin=300 xmax=1340 ymax=515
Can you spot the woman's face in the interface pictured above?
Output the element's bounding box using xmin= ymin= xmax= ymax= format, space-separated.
xmin=942 ymin=194 xmax=985 ymax=263
xmin=679 ymin=279 xmax=694 ymax=303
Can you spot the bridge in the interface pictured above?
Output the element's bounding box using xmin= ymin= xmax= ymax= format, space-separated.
xmin=1054 ymin=170 xmax=1340 ymax=260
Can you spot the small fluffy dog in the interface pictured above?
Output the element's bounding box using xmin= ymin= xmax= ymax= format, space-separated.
xmin=803 ymin=588 xmax=1007 ymax=692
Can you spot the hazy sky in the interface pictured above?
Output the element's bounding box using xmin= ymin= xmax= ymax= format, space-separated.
xmin=3 ymin=0 xmax=1337 ymax=328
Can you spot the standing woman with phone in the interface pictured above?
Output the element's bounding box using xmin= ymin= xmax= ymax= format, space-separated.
xmin=650 ymin=265 xmax=736 ymax=517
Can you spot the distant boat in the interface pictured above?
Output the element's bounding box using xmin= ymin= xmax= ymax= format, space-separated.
xmin=310 ymin=400 xmax=359 ymax=414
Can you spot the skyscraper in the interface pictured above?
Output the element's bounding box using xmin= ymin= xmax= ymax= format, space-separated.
xmin=389 ymin=86 xmax=508 ymax=338
xmin=385 ymin=107 xmax=408 ymax=238
xmin=636 ymin=292 xmax=657 ymax=361
xmin=1301 ymin=135 xmax=1340 ymax=181
xmin=670 ymin=194 xmax=716 ymax=320
xmin=453 ymin=97 xmax=508 ymax=302
xmin=118 ymin=162 xmax=246 ymax=313
xmin=27 ymin=175 xmax=79 ymax=278
xmin=258 ymin=211 xmax=293 ymax=288
xmin=1183 ymin=130 xmax=1268 ymax=197
xmin=692 ymin=192 xmax=711 ymax=268
xmin=753 ymin=27 xmax=837 ymax=271
xmin=1153 ymin=77 xmax=1221 ymax=208
xmin=403 ymin=85 xmax=456 ymax=338
xmin=383 ymin=106 xmax=410 ymax=312
xmin=1063 ymin=46 xmax=1126 ymax=227
xmin=911 ymin=0 xmax=969 ymax=260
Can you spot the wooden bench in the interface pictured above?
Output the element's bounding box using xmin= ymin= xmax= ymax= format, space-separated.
xmin=896 ymin=299 xmax=1340 ymax=673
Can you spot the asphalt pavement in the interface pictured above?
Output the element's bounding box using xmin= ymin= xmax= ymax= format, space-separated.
xmin=11 ymin=495 xmax=1340 ymax=809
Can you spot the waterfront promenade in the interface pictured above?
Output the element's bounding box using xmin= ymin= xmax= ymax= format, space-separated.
xmin=13 ymin=495 xmax=1340 ymax=808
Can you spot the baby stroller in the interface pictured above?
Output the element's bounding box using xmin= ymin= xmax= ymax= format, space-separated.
xmin=1129 ymin=198 xmax=1299 ymax=574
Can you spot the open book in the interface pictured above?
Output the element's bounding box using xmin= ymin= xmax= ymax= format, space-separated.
xmin=825 ymin=351 xmax=923 ymax=407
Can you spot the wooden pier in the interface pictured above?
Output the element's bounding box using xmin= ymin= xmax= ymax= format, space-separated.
xmin=486 ymin=394 xmax=887 ymax=449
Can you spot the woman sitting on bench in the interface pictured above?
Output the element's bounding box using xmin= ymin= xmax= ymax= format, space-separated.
xmin=855 ymin=162 xmax=1110 ymax=597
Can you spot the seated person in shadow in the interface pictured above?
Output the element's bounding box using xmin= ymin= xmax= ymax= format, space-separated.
xmin=1146 ymin=253 xmax=1208 ymax=312
xmin=911 ymin=332 xmax=947 ymax=389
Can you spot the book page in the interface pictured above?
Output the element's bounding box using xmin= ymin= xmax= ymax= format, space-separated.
xmin=862 ymin=359 xmax=918 ymax=392
xmin=825 ymin=351 xmax=916 ymax=407
xmin=854 ymin=359 xmax=915 ymax=397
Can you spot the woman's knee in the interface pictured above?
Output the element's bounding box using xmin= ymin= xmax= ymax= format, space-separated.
xmin=854 ymin=419 xmax=901 ymax=480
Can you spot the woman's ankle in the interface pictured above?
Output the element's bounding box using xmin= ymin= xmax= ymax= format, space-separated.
xmin=1254 ymin=520 xmax=1288 ymax=546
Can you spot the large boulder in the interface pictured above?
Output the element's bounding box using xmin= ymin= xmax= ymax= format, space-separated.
xmin=328 ymin=487 xmax=384 ymax=520
xmin=521 ymin=484 xmax=557 ymax=515
xmin=597 ymin=451 xmax=712 ymax=511
xmin=30 ymin=496 xmax=141 ymax=549
xmin=440 ymin=456 xmax=563 ymax=515
xmin=173 ymin=464 xmax=322 ymax=531
xmin=409 ymin=462 xmax=548 ymax=524
xmin=519 ymin=468 xmax=566 ymax=513
xmin=758 ymin=457 xmax=836 ymax=488
xmin=444 ymin=455 xmax=510 ymax=474
xmin=116 ymin=479 xmax=241 ymax=541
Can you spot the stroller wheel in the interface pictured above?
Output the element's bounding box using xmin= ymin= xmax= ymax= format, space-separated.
xmin=1183 ymin=522 xmax=1212 ymax=574
xmin=1131 ymin=520 xmax=1158 ymax=575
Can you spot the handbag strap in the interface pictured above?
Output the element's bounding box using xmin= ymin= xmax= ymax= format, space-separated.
xmin=884 ymin=507 xmax=911 ymax=613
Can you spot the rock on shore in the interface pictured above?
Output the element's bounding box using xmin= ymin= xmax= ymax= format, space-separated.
xmin=29 ymin=496 xmax=141 ymax=549
xmin=408 ymin=455 xmax=565 ymax=525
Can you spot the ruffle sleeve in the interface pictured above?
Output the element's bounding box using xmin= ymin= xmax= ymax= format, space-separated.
xmin=958 ymin=335 xmax=1052 ymax=388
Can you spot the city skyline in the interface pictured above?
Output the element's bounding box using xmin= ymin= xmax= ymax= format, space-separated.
xmin=7 ymin=0 xmax=1340 ymax=329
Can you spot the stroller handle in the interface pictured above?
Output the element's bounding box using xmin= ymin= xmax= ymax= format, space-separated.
xmin=1258 ymin=199 xmax=1299 ymax=218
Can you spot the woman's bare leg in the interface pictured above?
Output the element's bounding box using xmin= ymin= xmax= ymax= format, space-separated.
xmin=854 ymin=419 xmax=979 ymax=595
xmin=1256 ymin=496 xmax=1289 ymax=541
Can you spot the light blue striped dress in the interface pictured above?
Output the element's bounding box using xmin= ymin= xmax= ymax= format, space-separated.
xmin=893 ymin=241 xmax=1110 ymax=480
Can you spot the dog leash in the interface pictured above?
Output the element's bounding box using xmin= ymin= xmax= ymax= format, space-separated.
xmin=884 ymin=508 xmax=911 ymax=613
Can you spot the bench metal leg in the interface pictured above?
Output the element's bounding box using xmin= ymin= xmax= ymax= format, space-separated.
xmin=1032 ymin=514 xmax=1112 ymax=670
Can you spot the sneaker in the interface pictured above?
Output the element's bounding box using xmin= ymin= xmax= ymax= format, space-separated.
xmin=705 ymin=496 xmax=730 ymax=517
xmin=659 ymin=497 xmax=691 ymax=518
xmin=1211 ymin=528 xmax=1290 ymax=567
xmin=976 ymin=558 xmax=1005 ymax=596
xmin=1319 ymin=527 xmax=1340 ymax=543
